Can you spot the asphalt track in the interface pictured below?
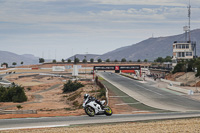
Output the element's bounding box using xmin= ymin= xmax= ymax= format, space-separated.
xmin=99 ymin=72 xmax=200 ymax=111
xmin=1 ymin=112 xmax=200 ymax=130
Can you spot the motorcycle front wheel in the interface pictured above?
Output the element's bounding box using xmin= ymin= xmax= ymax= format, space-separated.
xmin=104 ymin=106 xmax=112 ymax=116
xmin=85 ymin=106 xmax=95 ymax=117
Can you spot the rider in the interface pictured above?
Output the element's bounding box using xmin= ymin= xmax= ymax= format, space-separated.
xmin=84 ymin=94 xmax=104 ymax=109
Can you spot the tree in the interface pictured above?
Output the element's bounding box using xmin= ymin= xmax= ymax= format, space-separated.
xmin=12 ymin=62 xmax=17 ymax=67
xmin=172 ymin=62 xmax=186 ymax=74
xmin=164 ymin=56 xmax=172 ymax=62
xmin=52 ymin=59 xmax=56 ymax=63
xmin=90 ymin=58 xmax=94 ymax=63
xmin=39 ymin=58 xmax=45 ymax=63
xmin=20 ymin=61 xmax=24 ymax=66
xmin=155 ymin=57 xmax=164 ymax=63
xmin=82 ymin=59 xmax=87 ymax=63
xmin=106 ymin=59 xmax=110 ymax=62
xmin=61 ymin=59 xmax=65 ymax=63
xmin=74 ymin=58 xmax=80 ymax=63
xmin=137 ymin=59 xmax=141 ymax=62
xmin=98 ymin=59 xmax=102 ymax=63
xmin=114 ymin=59 xmax=118 ymax=62
xmin=67 ymin=59 xmax=71 ymax=63
xmin=121 ymin=58 xmax=126 ymax=62
xmin=144 ymin=59 xmax=148 ymax=62
xmin=129 ymin=60 xmax=132 ymax=62
xmin=1 ymin=62 xmax=8 ymax=68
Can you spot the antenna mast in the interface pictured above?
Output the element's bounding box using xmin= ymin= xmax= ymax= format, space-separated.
xmin=188 ymin=0 xmax=191 ymax=42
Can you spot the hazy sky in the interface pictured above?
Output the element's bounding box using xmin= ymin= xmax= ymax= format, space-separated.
xmin=0 ymin=0 xmax=200 ymax=60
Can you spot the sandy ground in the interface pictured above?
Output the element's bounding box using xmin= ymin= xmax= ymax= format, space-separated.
xmin=0 ymin=72 xmax=136 ymax=119
xmin=1 ymin=118 xmax=200 ymax=133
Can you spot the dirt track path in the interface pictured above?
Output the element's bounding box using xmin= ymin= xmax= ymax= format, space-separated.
xmin=0 ymin=84 xmax=61 ymax=110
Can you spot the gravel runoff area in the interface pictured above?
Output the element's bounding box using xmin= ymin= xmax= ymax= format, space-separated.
xmin=1 ymin=118 xmax=200 ymax=133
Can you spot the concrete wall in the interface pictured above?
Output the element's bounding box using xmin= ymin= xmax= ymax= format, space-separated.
xmin=167 ymin=85 xmax=193 ymax=95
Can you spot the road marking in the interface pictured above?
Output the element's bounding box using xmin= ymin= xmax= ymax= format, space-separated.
xmin=115 ymin=102 xmax=140 ymax=105
xmin=134 ymin=84 xmax=163 ymax=96
xmin=0 ymin=124 xmax=69 ymax=131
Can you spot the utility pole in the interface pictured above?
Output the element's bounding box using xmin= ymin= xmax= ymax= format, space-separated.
xmin=188 ymin=0 xmax=191 ymax=42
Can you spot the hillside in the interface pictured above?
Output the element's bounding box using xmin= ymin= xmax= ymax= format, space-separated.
xmin=68 ymin=29 xmax=200 ymax=62
xmin=0 ymin=51 xmax=39 ymax=66
xmin=99 ymin=29 xmax=200 ymax=61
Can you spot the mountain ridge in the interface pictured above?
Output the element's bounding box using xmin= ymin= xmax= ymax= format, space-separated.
xmin=69 ymin=29 xmax=200 ymax=61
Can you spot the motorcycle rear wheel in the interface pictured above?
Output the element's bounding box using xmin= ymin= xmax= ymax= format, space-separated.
xmin=104 ymin=106 xmax=112 ymax=116
xmin=85 ymin=106 xmax=95 ymax=117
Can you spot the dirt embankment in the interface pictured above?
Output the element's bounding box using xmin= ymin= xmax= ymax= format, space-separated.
xmin=0 ymin=72 xmax=137 ymax=119
xmin=165 ymin=72 xmax=200 ymax=87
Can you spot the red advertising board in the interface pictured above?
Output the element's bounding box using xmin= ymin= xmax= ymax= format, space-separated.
xmin=115 ymin=66 xmax=119 ymax=70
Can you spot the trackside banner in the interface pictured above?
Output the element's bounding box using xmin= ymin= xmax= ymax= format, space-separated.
xmin=94 ymin=66 xmax=115 ymax=70
xmin=119 ymin=65 xmax=140 ymax=70
xmin=94 ymin=65 xmax=140 ymax=70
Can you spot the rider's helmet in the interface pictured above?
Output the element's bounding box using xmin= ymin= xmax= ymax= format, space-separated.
xmin=84 ymin=94 xmax=89 ymax=100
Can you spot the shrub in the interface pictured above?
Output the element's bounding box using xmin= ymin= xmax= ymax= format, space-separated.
xmin=63 ymin=80 xmax=84 ymax=93
xmin=27 ymin=87 xmax=31 ymax=91
xmin=172 ymin=62 xmax=185 ymax=74
xmin=16 ymin=105 xmax=23 ymax=110
xmin=0 ymin=85 xmax=27 ymax=103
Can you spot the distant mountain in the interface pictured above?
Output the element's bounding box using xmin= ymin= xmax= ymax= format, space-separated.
xmin=68 ymin=29 xmax=200 ymax=62
xmin=99 ymin=29 xmax=200 ymax=61
xmin=0 ymin=51 xmax=39 ymax=66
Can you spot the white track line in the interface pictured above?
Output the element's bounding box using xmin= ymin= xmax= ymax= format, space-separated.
xmin=0 ymin=124 xmax=69 ymax=131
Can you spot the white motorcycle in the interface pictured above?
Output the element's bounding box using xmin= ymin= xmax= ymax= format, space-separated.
xmin=82 ymin=96 xmax=112 ymax=117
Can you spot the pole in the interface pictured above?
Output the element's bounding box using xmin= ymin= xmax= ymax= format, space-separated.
xmin=84 ymin=56 xmax=86 ymax=79
xmin=93 ymin=67 xmax=94 ymax=80
xmin=195 ymin=67 xmax=198 ymax=92
xmin=188 ymin=0 xmax=191 ymax=42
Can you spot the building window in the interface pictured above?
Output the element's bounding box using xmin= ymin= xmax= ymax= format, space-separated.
xmin=186 ymin=44 xmax=189 ymax=49
xmin=186 ymin=52 xmax=192 ymax=56
xmin=182 ymin=44 xmax=185 ymax=49
xmin=177 ymin=52 xmax=185 ymax=57
xmin=182 ymin=52 xmax=185 ymax=57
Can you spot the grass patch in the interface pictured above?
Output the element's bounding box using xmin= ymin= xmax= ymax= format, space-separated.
xmin=98 ymin=76 xmax=104 ymax=80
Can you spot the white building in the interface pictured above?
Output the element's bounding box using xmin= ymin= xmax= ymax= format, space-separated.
xmin=172 ymin=41 xmax=196 ymax=67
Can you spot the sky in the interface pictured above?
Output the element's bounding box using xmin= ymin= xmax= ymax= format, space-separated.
xmin=0 ymin=0 xmax=200 ymax=60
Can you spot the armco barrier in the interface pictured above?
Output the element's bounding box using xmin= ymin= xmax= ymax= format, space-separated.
xmin=161 ymin=78 xmax=183 ymax=86
xmin=167 ymin=85 xmax=193 ymax=95
xmin=0 ymin=110 xmax=37 ymax=115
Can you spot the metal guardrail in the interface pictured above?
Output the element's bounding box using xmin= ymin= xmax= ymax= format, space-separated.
xmin=0 ymin=109 xmax=37 ymax=115
xmin=149 ymin=67 xmax=172 ymax=71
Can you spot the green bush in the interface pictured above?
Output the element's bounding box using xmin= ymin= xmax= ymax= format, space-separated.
xmin=63 ymin=80 xmax=84 ymax=93
xmin=172 ymin=62 xmax=186 ymax=74
xmin=0 ymin=85 xmax=27 ymax=103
